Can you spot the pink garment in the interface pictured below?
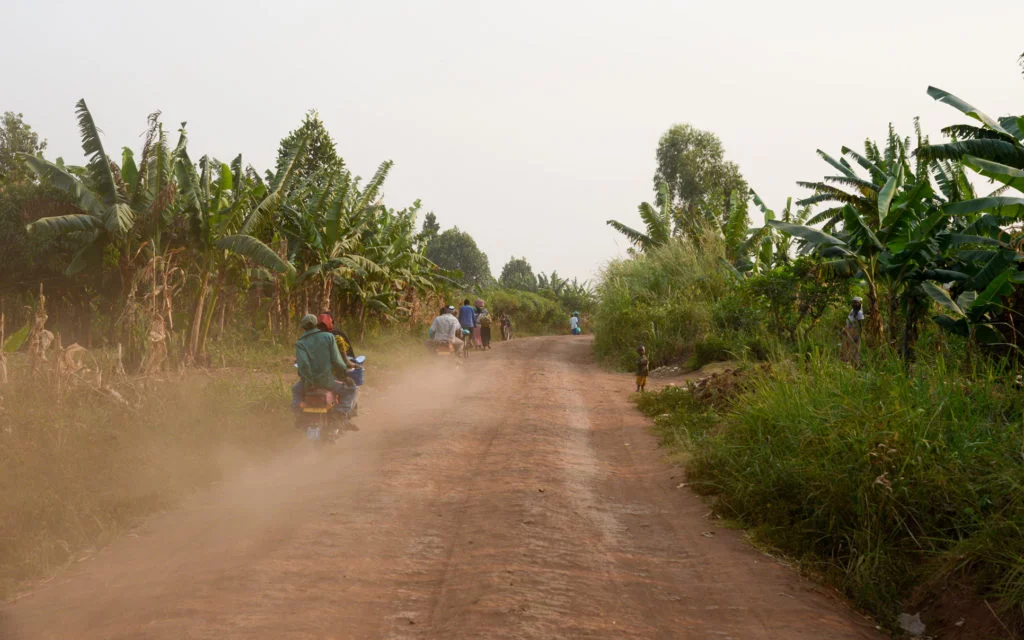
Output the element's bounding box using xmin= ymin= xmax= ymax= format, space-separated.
xmin=472 ymin=326 xmax=483 ymax=347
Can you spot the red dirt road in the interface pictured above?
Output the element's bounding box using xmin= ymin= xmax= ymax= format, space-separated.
xmin=2 ymin=337 xmax=881 ymax=639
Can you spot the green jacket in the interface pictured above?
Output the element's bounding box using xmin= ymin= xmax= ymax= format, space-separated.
xmin=295 ymin=329 xmax=347 ymax=389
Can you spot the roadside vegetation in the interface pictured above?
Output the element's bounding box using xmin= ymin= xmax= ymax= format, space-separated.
xmin=600 ymin=55 xmax=1024 ymax=635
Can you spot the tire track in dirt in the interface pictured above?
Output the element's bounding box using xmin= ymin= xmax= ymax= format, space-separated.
xmin=3 ymin=336 xmax=882 ymax=639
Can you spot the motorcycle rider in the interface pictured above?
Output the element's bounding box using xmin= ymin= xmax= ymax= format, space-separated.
xmin=429 ymin=305 xmax=464 ymax=353
xmin=292 ymin=313 xmax=357 ymax=418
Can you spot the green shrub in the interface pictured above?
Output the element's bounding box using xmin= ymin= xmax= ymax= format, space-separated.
xmin=593 ymin=234 xmax=732 ymax=369
xmin=690 ymin=336 xmax=734 ymax=368
xmin=652 ymin=350 xmax=1024 ymax=626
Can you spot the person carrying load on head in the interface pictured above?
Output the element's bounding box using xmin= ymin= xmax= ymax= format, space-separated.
xmin=636 ymin=345 xmax=649 ymax=392
xmin=475 ymin=299 xmax=492 ymax=350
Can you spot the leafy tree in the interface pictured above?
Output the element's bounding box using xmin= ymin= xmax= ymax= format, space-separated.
xmin=499 ymin=256 xmax=538 ymax=291
xmin=0 ymin=112 xmax=47 ymax=186
xmin=653 ymin=124 xmax=747 ymax=229
xmin=424 ymin=227 xmax=492 ymax=290
xmin=275 ymin=109 xmax=343 ymax=189
xmin=744 ymin=257 xmax=852 ymax=343
xmin=416 ymin=211 xmax=440 ymax=249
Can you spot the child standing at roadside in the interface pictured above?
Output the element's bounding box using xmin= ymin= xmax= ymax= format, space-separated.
xmin=636 ymin=345 xmax=649 ymax=392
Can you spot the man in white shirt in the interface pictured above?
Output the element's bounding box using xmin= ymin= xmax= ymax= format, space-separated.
xmin=429 ymin=305 xmax=464 ymax=353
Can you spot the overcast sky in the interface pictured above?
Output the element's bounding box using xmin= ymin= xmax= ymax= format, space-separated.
xmin=4 ymin=0 xmax=1022 ymax=282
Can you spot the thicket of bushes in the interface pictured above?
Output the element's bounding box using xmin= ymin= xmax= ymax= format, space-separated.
xmin=478 ymin=287 xmax=584 ymax=336
xmin=593 ymin=234 xmax=731 ymax=370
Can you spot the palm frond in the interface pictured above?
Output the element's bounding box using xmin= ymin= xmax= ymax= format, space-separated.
xmin=18 ymin=154 xmax=102 ymax=216
xmin=606 ymin=219 xmax=653 ymax=249
xmin=26 ymin=214 xmax=103 ymax=236
xmin=217 ymin=234 xmax=295 ymax=275
xmin=74 ymin=99 xmax=120 ymax=205
xmin=918 ymin=140 xmax=1024 ymax=169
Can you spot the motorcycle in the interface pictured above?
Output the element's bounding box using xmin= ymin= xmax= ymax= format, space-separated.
xmin=294 ymin=356 xmax=366 ymax=445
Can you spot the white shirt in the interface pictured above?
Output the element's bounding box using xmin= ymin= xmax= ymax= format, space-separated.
xmin=846 ymin=308 xmax=864 ymax=328
xmin=570 ymin=316 xmax=579 ymax=330
xmin=430 ymin=314 xmax=462 ymax=341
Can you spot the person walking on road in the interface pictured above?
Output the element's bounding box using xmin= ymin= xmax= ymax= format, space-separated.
xmin=570 ymin=311 xmax=582 ymax=335
xmin=475 ymin=299 xmax=492 ymax=349
xmin=636 ymin=345 xmax=649 ymax=392
xmin=458 ymin=299 xmax=477 ymax=350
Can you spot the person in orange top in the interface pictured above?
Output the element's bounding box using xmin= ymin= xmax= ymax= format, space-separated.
xmin=317 ymin=312 xmax=356 ymax=360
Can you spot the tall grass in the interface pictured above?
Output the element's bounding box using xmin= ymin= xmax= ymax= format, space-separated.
xmin=594 ymin=234 xmax=732 ymax=369
xmin=641 ymin=349 xmax=1024 ymax=627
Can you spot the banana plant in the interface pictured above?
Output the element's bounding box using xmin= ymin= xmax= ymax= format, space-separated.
xmin=915 ymin=88 xmax=1024 ymax=349
xmin=21 ymin=100 xmax=151 ymax=291
xmin=606 ymin=182 xmax=673 ymax=252
xmin=773 ymin=128 xmax=973 ymax=352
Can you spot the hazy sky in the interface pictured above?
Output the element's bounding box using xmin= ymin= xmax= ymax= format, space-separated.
xmin=4 ymin=0 xmax=1022 ymax=282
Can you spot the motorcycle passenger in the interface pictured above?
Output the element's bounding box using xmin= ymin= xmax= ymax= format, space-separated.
xmin=317 ymin=311 xmax=356 ymax=360
xmin=292 ymin=313 xmax=357 ymax=416
xmin=429 ymin=305 xmax=464 ymax=353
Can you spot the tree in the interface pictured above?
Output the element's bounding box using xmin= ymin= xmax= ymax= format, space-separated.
xmin=499 ymin=257 xmax=538 ymax=291
xmin=416 ymin=211 xmax=440 ymax=249
xmin=653 ymin=124 xmax=747 ymax=229
xmin=424 ymin=227 xmax=492 ymax=290
xmin=275 ymin=110 xmax=344 ymax=190
xmin=0 ymin=112 xmax=47 ymax=186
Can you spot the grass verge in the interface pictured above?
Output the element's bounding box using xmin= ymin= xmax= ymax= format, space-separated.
xmin=638 ymin=353 xmax=1024 ymax=635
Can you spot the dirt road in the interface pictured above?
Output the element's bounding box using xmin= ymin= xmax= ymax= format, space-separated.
xmin=3 ymin=336 xmax=881 ymax=639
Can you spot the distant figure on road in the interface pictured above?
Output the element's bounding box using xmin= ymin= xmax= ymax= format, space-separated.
xmin=840 ymin=296 xmax=865 ymax=367
xmin=570 ymin=311 xmax=582 ymax=335
xmin=636 ymin=345 xmax=649 ymax=392
xmin=459 ymin=299 xmax=477 ymax=349
xmin=500 ymin=314 xmax=513 ymax=341
xmin=475 ymin=299 xmax=491 ymax=349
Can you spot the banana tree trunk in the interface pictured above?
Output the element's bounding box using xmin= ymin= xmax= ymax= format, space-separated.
xmin=865 ymin=279 xmax=884 ymax=348
xmin=198 ymin=285 xmax=220 ymax=359
xmin=218 ymin=296 xmax=228 ymax=338
xmin=320 ymin=273 xmax=332 ymax=312
xmin=188 ymin=271 xmax=211 ymax=361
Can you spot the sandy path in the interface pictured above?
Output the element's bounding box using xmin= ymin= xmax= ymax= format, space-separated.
xmin=2 ymin=336 xmax=881 ymax=639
